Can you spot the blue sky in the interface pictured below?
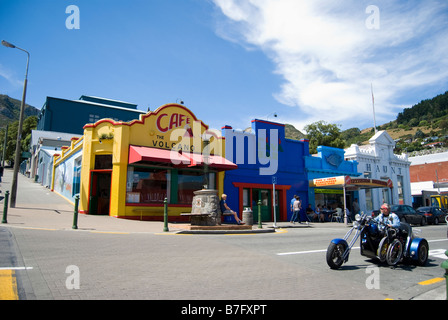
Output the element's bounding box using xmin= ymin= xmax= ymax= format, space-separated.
xmin=1 ymin=0 xmax=447 ymax=133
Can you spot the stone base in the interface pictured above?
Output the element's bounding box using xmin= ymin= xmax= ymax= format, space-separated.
xmin=184 ymin=224 xmax=252 ymax=231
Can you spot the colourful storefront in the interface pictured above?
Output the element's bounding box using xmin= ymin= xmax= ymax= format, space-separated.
xmin=52 ymin=103 xmax=236 ymax=221
xmin=305 ymin=146 xmax=360 ymax=212
xmin=221 ymin=119 xmax=310 ymax=222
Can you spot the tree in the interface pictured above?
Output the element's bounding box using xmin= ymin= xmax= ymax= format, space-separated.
xmin=304 ymin=120 xmax=345 ymax=154
xmin=0 ymin=115 xmax=37 ymax=166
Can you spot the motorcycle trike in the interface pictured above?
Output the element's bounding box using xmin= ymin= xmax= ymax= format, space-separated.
xmin=326 ymin=213 xmax=429 ymax=269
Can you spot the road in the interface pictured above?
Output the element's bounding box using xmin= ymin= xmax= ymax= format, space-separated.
xmin=1 ymin=222 xmax=447 ymax=301
xmin=0 ymin=169 xmax=447 ymax=304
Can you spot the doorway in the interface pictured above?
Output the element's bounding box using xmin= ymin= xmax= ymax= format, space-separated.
xmin=89 ymin=171 xmax=112 ymax=215
xmin=251 ymin=189 xmax=279 ymax=222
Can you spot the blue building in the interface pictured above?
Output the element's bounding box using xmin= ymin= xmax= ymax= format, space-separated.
xmin=37 ymin=95 xmax=146 ymax=135
xmin=305 ymin=145 xmax=360 ymax=214
xmin=222 ymin=119 xmax=310 ymax=222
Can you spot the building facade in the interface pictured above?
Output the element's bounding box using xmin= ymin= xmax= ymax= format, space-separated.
xmin=37 ymin=95 xmax=146 ymax=135
xmin=305 ymin=145 xmax=360 ymax=212
xmin=52 ymin=103 xmax=236 ymax=220
xmin=221 ymin=119 xmax=310 ymax=222
xmin=408 ymin=151 xmax=448 ymax=207
xmin=344 ymin=131 xmax=412 ymax=213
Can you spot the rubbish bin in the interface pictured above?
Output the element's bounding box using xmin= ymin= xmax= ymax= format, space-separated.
xmin=242 ymin=207 xmax=253 ymax=226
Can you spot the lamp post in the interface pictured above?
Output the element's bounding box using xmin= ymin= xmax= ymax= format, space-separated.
xmin=2 ymin=40 xmax=30 ymax=208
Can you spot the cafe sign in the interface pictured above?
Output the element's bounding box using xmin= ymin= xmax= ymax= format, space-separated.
xmin=310 ymin=176 xmax=350 ymax=187
xmin=310 ymin=175 xmax=393 ymax=189
xmin=147 ymin=104 xmax=211 ymax=152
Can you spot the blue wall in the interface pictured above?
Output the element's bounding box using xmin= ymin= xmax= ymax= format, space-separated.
xmin=222 ymin=119 xmax=310 ymax=221
xmin=37 ymin=96 xmax=145 ymax=135
xmin=305 ymin=145 xmax=360 ymax=208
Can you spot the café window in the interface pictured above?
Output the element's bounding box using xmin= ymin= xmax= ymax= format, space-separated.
xmin=95 ymin=155 xmax=112 ymax=170
xmin=177 ymin=170 xmax=216 ymax=205
xmin=126 ymin=167 xmax=170 ymax=204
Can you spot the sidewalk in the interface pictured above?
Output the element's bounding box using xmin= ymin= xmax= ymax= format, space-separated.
xmin=1 ymin=169 xmax=446 ymax=299
xmin=0 ymin=168 xmax=325 ymax=234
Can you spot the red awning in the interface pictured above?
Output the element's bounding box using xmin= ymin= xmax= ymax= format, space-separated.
xmin=129 ymin=145 xmax=186 ymax=164
xmin=128 ymin=146 xmax=237 ymax=171
xmin=183 ymin=152 xmax=238 ymax=171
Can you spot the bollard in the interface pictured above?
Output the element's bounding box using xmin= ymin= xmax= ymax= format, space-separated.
xmin=72 ymin=194 xmax=79 ymax=229
xmin=2 ymin=191 xmax=9 ymax=224
xmin=163 ymin=197 xmax=169 ymax=232
xmin=258 ymin=199 xmax=262 ymax=229
xmin=441 ymin=250 xmax=448 ymax=300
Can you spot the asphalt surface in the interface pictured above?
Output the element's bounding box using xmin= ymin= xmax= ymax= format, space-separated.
xmin=0 ymin=168 xmax=446 ymax=301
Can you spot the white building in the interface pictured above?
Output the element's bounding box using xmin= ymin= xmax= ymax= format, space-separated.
xmin=408 ymin=150 xmax=448 ymax=207
xmin=344 ymin=131 xmax=412 ymax=213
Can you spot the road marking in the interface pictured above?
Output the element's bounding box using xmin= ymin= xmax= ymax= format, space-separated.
xmin=90 ymin=231 xmax=130 ymax=235
xmin=22 ymin=227 xmax=58 ymax=231
xmin=277 ymin=238 xmax=448 ymax=256
xmin=277 ymin=249 xmax=327 ymax=256
xmin=428 ymin=239 xmax=448 ymax=243
xmin=418 ymin=278 xmax=445 ymax=286
xmin=429 ymin=249 xmax=448 ymax=259
xmin=0 ymin=270 xmax=19 ymax=300
xmin=0 ymin=267 xmax=33 ymax=270
xmin=277 ymin=247 xmax=360 ymax=256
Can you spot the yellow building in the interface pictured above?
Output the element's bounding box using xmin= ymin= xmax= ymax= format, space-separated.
xmin=52 ymin=103 xmax=236 ymax=221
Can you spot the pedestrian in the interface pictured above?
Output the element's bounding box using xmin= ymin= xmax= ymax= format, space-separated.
xmin=290 ymin=196 xmax=300 ymax=223
xmin=220 ymin=194 xmax=245 ymax=225
xmin=290 ymin=195 xmax=297 ymax=222
xmin=306 ymin=204 xmax=317 ymax=222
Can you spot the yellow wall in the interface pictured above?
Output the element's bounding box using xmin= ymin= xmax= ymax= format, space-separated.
xmin=76 ymin=103 xmax=226 ymax=220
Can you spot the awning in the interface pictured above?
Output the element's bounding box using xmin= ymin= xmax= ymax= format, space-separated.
xmin=128 ymin=145 xmax=237 ymax=171
xmin=309 ymin=175 xmax=393 ymax=225
xmin=309 ymin=176 xmax=393 ymax=190
xmin=183 ymin=152 xmax=238 ymax=171
xmin=129 ymin=146 xmax=185 ymax=164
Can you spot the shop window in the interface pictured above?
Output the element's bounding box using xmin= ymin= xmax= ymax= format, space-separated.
xmin=365 ymin=189 xmax=373 ymax=211
xmin=397 ymin=175 xmax=404 ymax=202
xmin=72 ymin=157 xmax=82 ymax=196
xmin=382 ymin=188 xmax=390 ymax=204
xmin=89 ymin=114 xmax=100 ymax=123
xmin=243 ymin=189 xmax=250 ymax=207
xmin=177 ymin=170 xmax=215 ymax=205
xmin=95 ymin=155 xmax=112 ymax=170
xmin=126 ymin=167 xmax=170 ymax=204
xmin=315 ymin=189 xmax=344 ymax=209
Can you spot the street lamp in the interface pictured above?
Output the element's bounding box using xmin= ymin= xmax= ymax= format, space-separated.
xmin=2 ymin=40 xmax=30 ymax=208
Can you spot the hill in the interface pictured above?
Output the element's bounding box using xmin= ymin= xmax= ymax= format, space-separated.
xmin=0 ymin=94 xmax=40 ymax=127
xmin=342 ymin=91 xmax=448 ymax=152
xmin=284 ymin=90 xmax=448 ymax=154
xmin=285 ymin=123 xmax=306 ymax=140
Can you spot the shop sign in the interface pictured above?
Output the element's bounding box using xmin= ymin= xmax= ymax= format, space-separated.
xmin=148 ymin=105 xmax=216 ymax=154
xmin=312 ymin=176 xmax=348 ymax=187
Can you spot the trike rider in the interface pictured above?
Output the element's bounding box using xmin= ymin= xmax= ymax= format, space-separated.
xmin=374 ymin=203 xmax=400 ymax=229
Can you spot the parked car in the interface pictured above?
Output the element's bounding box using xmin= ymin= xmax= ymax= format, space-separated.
xmin=371 ymin=205 xmax=426 ymax=225
xmin=416 ymin=206 xmax=447 ymax=225
xmin=390 ymin=205 xmax=427 ymax=226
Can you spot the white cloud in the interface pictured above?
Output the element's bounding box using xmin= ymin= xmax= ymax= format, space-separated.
xmin=0 ymin=64 xmax=23 ymax=88
xmin=212 ymin=0 xmax=448 ymax=130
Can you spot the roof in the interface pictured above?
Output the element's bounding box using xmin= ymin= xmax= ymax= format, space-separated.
xmin=31 ymin=130 xmax=82 ymax=147
xmin=409 ymin=151 xmax=448 ymax=165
